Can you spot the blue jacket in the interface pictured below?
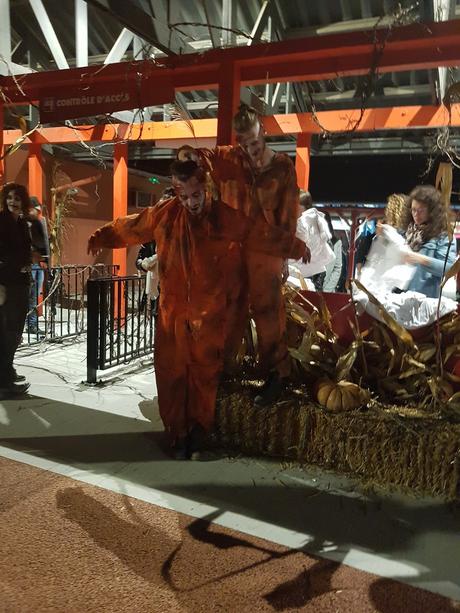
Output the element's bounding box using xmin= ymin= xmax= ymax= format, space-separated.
xmin=406 ymin=234 xmax=457 ymax=298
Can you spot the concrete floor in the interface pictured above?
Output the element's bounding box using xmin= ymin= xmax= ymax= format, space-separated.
xmin=1 ymin=337 xmax=460 ymax=601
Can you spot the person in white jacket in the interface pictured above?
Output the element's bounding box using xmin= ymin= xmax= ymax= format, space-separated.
xmin=289 ymin=191 xmax=335 ymax=289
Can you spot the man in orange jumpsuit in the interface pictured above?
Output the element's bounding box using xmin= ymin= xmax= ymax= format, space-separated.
xmin=88 ymin=160 xmax=305 ymax=459
xmin=179 ymin=103 xmax=307 ymax=406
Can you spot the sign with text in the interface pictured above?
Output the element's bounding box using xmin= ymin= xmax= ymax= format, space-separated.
xmin=39 ymin=74 xmax=174 ymax=123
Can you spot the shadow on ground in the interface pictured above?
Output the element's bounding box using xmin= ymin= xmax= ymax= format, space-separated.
xmin=1 ymin=393 xmax=460 ymax=602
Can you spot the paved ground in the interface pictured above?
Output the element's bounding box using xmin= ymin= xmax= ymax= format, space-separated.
xmin=0 ymin=337 xmax=459 ymax=610
xmin=2 ymin=456 xmax=459 ymax=613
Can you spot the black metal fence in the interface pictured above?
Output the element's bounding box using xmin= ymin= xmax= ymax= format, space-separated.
xmin=24 ymin=264 xmax=119 ymax=345
xmin=86 ymin=274 xmax=155 ymax=383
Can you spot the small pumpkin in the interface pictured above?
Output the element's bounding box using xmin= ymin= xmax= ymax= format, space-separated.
xmin=315 ymin=378 xmax=370 ymax=412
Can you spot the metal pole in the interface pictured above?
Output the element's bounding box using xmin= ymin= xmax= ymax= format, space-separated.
xmin=86 ymin=278 xmax=99 ymax=383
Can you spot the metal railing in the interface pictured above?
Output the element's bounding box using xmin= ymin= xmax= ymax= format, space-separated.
xmin=24 ymin=264 xmax=119 ymax=345
xmin=86 ymin=274 xmax=155 ymax=383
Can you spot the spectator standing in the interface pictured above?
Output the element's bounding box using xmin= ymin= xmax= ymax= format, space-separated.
xmin=0 ymin=183 xmax=33 ymax=397
xmin=26 ymin=197 xmax=49 ymax=335
xmin=401 ymin=185 xmax=456 ymax=298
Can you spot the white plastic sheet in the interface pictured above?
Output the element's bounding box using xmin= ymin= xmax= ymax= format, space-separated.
xmin=358 ymin=224 xmax=414 ymax=293
xmin=354 ymin=289 xmax=457 ymax=329
xmin=355 ymin=224 xmax=457 ymax=328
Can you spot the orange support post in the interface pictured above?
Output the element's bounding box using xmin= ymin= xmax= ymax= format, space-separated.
xmin=113 ymin=143 xmax=128 ymax=277
xmin=295 ymin=133 xmax=311 ymax=190
xmin=217 ymin=61 xmax=240 ymax=146
xmin=113 ymin=143 xmax=128 ymax=323
xmin=28 ymin=142 xmax=43 ymax=201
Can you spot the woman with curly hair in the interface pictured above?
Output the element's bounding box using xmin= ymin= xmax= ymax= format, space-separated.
xmin=384 ymin=193 xmax=406 ymax=229
xmin=400 ymin=185 xmax=456 ymax=298
xmin=0 ymin=182 xmax=32 ymax=397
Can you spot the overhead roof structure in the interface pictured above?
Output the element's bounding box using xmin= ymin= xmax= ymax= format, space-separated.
xmin=2 ymin=0 xmax=460 ymax=162
xmin=2 ymin=0 xmax=460 ymax=276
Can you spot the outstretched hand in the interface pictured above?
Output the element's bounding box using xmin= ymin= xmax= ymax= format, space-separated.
xmin=177 ymin=145 xmax=198 ymax=162
xmin=87 ymin=234 xmax=102 ymax=256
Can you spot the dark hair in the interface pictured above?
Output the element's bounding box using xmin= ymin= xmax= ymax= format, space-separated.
xmin=299 ymin=190 xmax=312 ymax=210
xmin=157 ymin=186 xmax=176 ymax=203
xmin=232 ymin=103 xmax=261 ymax=134
xmin=170 ymin=160 xmax=206 ymax=184
xmin=400 ymin=185 xmax=448 ymax=239
xmin=1 ymin=182 xmax=31 ymax=214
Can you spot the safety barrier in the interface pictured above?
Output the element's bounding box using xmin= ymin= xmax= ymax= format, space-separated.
xmin=86 ymin=274 xmax=155 ymax=383
xmin=24 ymin=264 xmax=119 ymax=345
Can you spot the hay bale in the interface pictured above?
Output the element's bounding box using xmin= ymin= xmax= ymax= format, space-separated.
xmin=215 ymin=386 xmax=460 ymax=500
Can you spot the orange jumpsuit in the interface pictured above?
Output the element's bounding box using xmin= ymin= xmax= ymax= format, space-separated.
xmin=88 ymin=194 xmax=304 ymax=442
xmin=198 ymin=147 xmax=300 ymax=377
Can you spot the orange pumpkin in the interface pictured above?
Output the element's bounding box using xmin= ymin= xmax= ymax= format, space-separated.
xmin=315 ymin=379 xmax=370 ymax=411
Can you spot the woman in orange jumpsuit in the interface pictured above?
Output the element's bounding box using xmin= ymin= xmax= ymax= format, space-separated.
xmin=88 ymin=161 xmax=305 ymax=458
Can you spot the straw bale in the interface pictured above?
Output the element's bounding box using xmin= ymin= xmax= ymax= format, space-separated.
xmin=215 ymin=385 xmax=460 ymax=500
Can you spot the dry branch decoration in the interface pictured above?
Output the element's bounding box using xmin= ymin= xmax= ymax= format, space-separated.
xmin=279 ymin=281 xmax=460 ymax=418
xmin=305 ymin=2 xmax=421 ymax=137
xmin=48 ymin=162 xmax=74 ymax=266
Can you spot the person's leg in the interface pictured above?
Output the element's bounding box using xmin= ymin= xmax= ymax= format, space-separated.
xmin=222 ymin=249 xmax=248 ymax=373
xmin=246 ymin=251 xmax=290 ymax=405
xmin=27 ymin=268 xmax=39 ymax=331
xmin=247 ymin=251 xmax=290 ymax=374
xmin=187 ymin=310 xmax=226 ymax=457
xmin=154 ymin=310 xmax=189 ymax=457
xmin=0 ymin=283 xmax=30 ymax=392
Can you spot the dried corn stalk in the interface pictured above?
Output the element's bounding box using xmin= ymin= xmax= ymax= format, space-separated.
xmin=282 ymin=283 xmax=460 ymax=416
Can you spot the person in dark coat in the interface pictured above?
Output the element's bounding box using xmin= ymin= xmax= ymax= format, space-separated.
xmin=0 ymin=183 xmax=33 ymax=397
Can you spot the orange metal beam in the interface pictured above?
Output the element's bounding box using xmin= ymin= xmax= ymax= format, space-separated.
xmin=113 ymin=143 xmax=128 ymax=278
xmin=264 ymin=104 xmax=460 ymax=134
xmin=295 ymin=133 xmax=311 ymax=191
xmin=1 ymin=20 xmax=460 ymax=106
xmin=28 ymin=142 xmax=43 ymax=201
xmin=4 ymin=104 xmax=460 ymax=145
xmin=3 ymin=118 xmax=218 ymax=144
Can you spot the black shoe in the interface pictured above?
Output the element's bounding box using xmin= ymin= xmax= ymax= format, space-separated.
xmin=254 ymin=373 xmax=285 ymax=407
xmin=27 ymin=328 xmax=45 ymax=337
xmin=12 ymin=369 xmax=26 ymax=383
xmin=172 ymin=438 xmax=189 ymax=461
xmin=0 ymin=381 xmax=30 ymax=399
xmin=187 ymin=424 xmax=207 ymax=460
